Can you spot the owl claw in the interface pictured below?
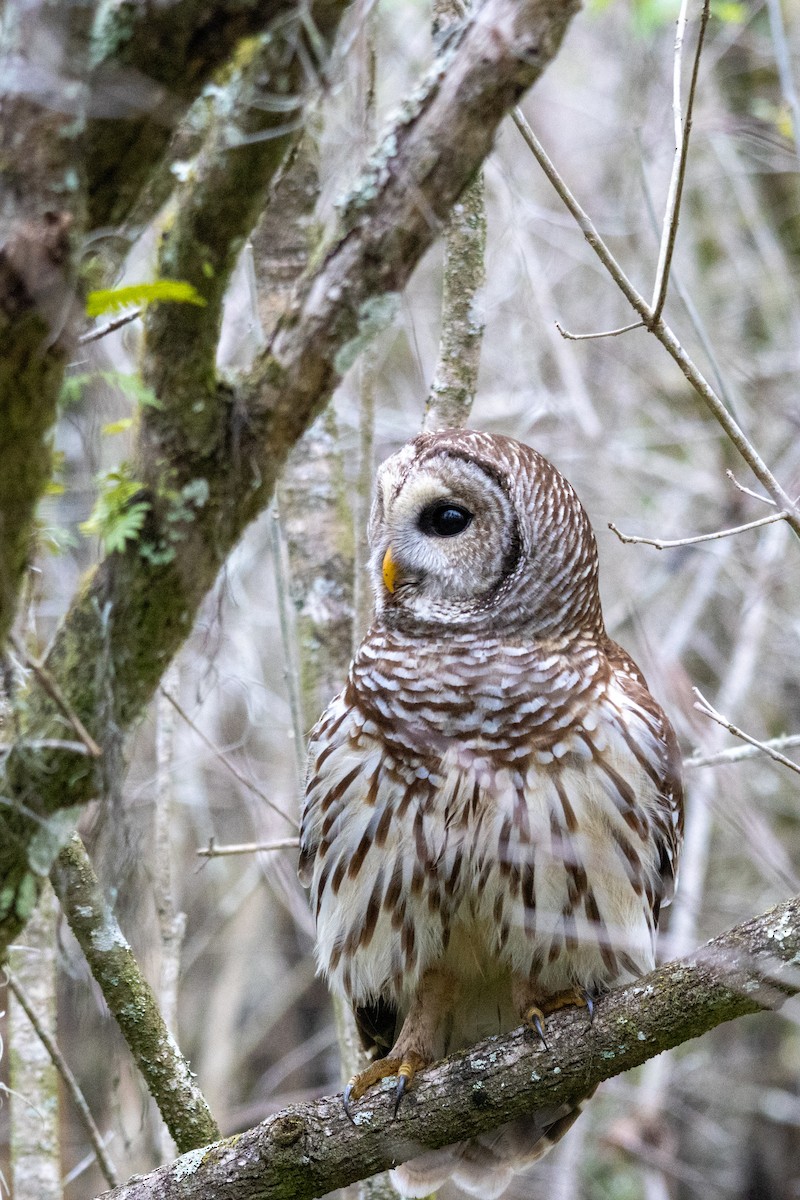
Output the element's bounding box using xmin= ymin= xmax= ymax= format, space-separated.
xmin=343 ymin=1081 xmax=358 ymax=1124
xmin=523 ymin=1005 xmax=549 ymax=1050
xmin=393 ymin=1073 xmax=409 ymax=1117
xmin=523 ymin=988 xmax=597 ymax=1047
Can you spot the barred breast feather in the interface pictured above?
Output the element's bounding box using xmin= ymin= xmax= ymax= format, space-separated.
xmin=299 ymin=629 xmax=681 ymax=1049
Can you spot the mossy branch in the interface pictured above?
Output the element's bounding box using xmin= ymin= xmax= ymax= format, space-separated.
xmin=85 ymin=0 xmax=318 ymax=231
xmin=93 ymin=894 xmax=800 ymax=1200
xmin=0 ymin=0 xmax=580 ymax=959
xmin=142 ymin=0 xmax=349 ymax=453
xmin=50 ymin=834 xmax=220 ymax=1153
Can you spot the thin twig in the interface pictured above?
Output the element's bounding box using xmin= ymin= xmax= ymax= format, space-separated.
xmin=7 ymin=885 xmax=60 ymax=1199
xmin=693 ymin=688 xmax=800 ymax=779
xmin=78 ymin=309 xmax=142 ymax=345
xmin=197 ymin=837 xmax=300 ymax=858
xmin=638 ymin=136 xmax=737 ymax=415
xmin=685 ymin=733 xmax=800 ymax=769
xmin=608 ymin=510 xmax=788 ymax=549
xmin=651 ymin=0 xmax=710 ymax=320
xmin=9 ymin=633 xmax=102 ymax=758
xmin=4 ymin=968 xmax=120 ymax=1188
xmin=725 ymin=469 xmax=777 ymax=506
xmin=160 ymin=687 xmax=298 ymax=830
xmin=555 ymin=320 xmax=644 ymax=341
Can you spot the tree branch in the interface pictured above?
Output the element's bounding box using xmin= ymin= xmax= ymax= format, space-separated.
xmin=49 ymin=834 xmax=220 ymax=1153
xmin=84 ymin=0 xmax=317 ymax=231
xmin=142 ymin=3 xmax=349 ymax=454
xmin=95 ymin=893 xmax=800 ymax=1200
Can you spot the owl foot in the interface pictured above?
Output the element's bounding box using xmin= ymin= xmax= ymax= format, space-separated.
xmin=522 ymin=988 xmax=595 ymax=1049
xmin=543 ymin=986 xmax=594 ymax=1020
xmin=343 ymin=1052 xmax=427 ymax=1122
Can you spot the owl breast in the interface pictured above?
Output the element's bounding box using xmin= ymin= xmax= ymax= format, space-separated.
xmin=300 ymin=631 xmax=671 ymax=1041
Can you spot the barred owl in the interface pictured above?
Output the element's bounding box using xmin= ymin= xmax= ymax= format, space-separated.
xmin=299 ymin=428 xmax=683 ymax=1198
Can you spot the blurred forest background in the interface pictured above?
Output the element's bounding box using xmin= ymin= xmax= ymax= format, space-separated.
xmin=2 ymin=0 xmax=800 ymax=1197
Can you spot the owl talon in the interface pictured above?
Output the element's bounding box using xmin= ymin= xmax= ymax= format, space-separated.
xmin=343 ymin=1081 xmax=358 ymax=1124
xmin=523 ymin=1005 xmax=549 ymax=1050
xmin=393 ymin=1073 xmax=409 ymax=1118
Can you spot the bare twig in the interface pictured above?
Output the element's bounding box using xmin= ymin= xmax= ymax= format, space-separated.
xmin=608 ymin=510 xmax=788 ymax=549
xmin=555 ymin=320 xmax=644 ymax=341
xmin=693 ymin=688 xmax=800 ymax=779
xmin=685 ymin=733 xmax=800 ymax=769
xmin=424 ymin=0 xmax=486 ymax=432
xmin=10 ymin=633 xmax=102 ymax=758
xmin=160 ymin=687 xmax=298 ymax=829
xmin=268 ymin=503 xmax=308 ymax=789
xmin=5 ymin=968 xmax=120 ymax=1188
xmin=78 ymin=310 xmax=142 ymax=346
xmin=651 ymin=0 xmax=710 ymax=321
xmin=637 ymin=136 xmax=738 ymax=415
xmin=725 ymin=469 xmax=777 ymax=506
xmin=197 ymin=837 xmax=300 ymax=858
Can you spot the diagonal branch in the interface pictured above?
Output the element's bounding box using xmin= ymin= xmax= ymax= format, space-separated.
xmin=50 ymin=834 xmax=220 ymax=1153
xmin=95 ymin=893 xmax=800 ymax=1200
xmin=142 ymin=3 xmax=350 ymax=452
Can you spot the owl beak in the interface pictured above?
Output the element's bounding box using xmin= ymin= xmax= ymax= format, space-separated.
xmin=382 ymin=546 xmax=398 ymax=593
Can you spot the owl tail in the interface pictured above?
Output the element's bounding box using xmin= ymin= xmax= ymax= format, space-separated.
xmin=389 ymin=1094 xmax=592 ymax=1199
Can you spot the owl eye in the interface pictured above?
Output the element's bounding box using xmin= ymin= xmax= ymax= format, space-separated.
xmin=418 ymin=502 xmax=473 ymax=537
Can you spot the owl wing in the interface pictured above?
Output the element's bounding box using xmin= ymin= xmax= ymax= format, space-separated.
xmin=604 ymin=639 xmax=684 ymax=919
xmin=299 ymin=683 xmax=402 ymax=1058
xmin=297 ymin=687 xmax=349 ymax=889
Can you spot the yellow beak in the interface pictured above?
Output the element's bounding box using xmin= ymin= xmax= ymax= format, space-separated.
xmin=382 ymin=546 xmax=398 ymax=594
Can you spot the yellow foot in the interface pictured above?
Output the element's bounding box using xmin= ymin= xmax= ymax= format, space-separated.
xmin=523 ymin=989 xmax=594 ymax=1049
xmin=344 ymin=1052 xmax=427 ymax=1121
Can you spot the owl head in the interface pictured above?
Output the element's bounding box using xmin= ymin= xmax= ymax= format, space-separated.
xmin=368 ymin=428 xmax=604 ymax=640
